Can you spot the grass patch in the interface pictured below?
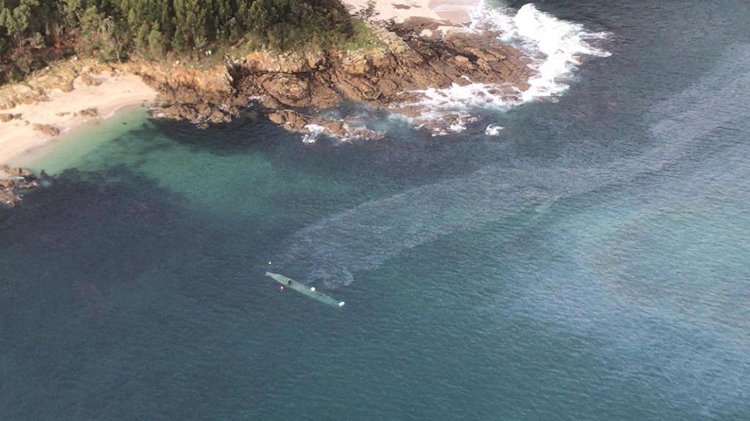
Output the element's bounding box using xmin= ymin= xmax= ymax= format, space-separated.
xmin=341 ymin=20 xmax=385 ymax=51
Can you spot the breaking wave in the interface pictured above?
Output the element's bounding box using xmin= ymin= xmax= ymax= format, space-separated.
xmin=474 ymin=2 xmax=611 ymax=102
xmin=405 ymin=2 xmax=610 ymax=133
xmin=301 ymin=124 xmax=325 ymax=144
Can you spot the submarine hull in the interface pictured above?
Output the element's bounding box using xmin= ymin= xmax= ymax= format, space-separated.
xmin=266 ymin=272 xmax=345 ymax=308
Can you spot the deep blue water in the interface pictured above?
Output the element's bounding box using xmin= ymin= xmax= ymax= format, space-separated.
xmin=2 ymin=1 xmax=750 ymax=419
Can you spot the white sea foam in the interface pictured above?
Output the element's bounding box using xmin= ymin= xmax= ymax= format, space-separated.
xmin=449 ymin=121 xmax=467 ymax=133
xmin=473 ymin=2 xmax=611 ymax=102
xmin=402 ymin=2 xmax=610 ymax=133
xmin=406 ymin=82 xmax=521 ymax=117
xmin=485 ymin=124 xmax=503 ymax=136
xmin=302 ymin=124 xmax=325 ymax=144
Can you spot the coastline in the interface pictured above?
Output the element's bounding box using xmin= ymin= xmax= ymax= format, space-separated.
xmin=2 ymin=0 xmax=522 ymax=207
xmin=8 ymin=104 xmax=150 ymax=175
xmin=2 ymin=0 xmax=491 ymax=205
xmin=0 ymin=70 xmax=157 ymax=168
xmin=0 ymin=0 xmax=488 ymax=172
xmin=0 ymin=0 xmax=609 ymax=171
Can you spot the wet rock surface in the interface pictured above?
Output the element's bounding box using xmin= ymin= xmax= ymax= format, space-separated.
xmin=145 ymin=21 xmax=531 ymax=137
xmin=267 ymin=109 xmax=383 ymax=141
xmin=0 ymin=22 xmax=532 ymax=139
xmin=0 ymin=165 xmax=39 ymax=207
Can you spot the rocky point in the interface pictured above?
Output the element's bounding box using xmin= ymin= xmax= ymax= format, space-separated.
xmin=144 ymin=20 xmax=531 ymax=138
xmin=0 ymin=165 xmax=38 ymax=207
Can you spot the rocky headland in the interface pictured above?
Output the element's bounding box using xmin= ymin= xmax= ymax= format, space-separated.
xmin=148 ymin=19 xmax=531 ymax=138
xmin=0 ymin=9 xmax=531 ymax=143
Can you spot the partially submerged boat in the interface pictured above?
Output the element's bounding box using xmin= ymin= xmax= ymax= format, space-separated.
xmin=266 ymin=272 xmax=345 ymax=308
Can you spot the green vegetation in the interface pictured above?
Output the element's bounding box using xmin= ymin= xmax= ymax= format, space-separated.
xmin=0 ymin=0 xmax=358 ymax=83
xmin=342 ymin=19 xmax=383 ymax=51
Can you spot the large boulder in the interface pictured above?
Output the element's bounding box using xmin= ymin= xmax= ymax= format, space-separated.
xmin=78 ymin=107 xmax=98 ymax=117
xmin=32 ymin=123 xmax=60 ymax=137
xmin=259 ymin=74 xmax=312 ymax=107
xmin=33 ymin=64 xmax=79 ymax=92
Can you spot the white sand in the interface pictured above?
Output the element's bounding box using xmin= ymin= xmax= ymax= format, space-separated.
xmin=430 ymin=0 xmax=480 ymax=24
xmin=342 ymin=0 xmax=480 ymax=25
xmin=0 ymin=72 xmax=156 ymax=165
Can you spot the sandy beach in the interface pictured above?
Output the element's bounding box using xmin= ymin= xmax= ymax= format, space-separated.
xmin=0 ymin=72 xmax=156 ymax=167
xmin=430 ymin=0 xmax=481 ymax=23
xmin=342 ymin=0 xmax=480 ymax=25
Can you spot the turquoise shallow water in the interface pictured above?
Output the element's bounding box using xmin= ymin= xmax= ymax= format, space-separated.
xmin=2 ymin=0 xmax=750 ymax=419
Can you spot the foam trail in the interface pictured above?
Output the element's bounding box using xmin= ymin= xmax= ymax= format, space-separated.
xmin=488 ymin=45 xmax=750 ymax=415
xmin=282 ymin=168 xmax=556 ymax=287
xmin=279 ymin=45 xmax=750 ymax=288
xmin=279 ymin=164 xmax=622 ymax=288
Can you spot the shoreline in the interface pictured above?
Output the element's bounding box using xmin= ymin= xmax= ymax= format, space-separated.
xmin=0 ymin=67 xmax=157 ymax=170
xmin=8 ymin=104 xmax=150 ymax=174
xmin=430 ymin=0 xmax=481 ymax=24
xmin=0 ymin=0 xmax=520 ymax=208
xmin=0 ymin=0 xmax=611 ymax=207
xmin=0 ymin=0 xmax=516 ymax=172
xmin=0 ymin=1 xmax=485 ymax=173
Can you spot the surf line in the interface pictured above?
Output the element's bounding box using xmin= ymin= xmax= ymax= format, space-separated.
xmin=266 ymin=272 xmax=345 ymax=308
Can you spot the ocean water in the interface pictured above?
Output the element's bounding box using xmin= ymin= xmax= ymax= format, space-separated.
xmin=2 ymin=1 xmax=750 ymax=419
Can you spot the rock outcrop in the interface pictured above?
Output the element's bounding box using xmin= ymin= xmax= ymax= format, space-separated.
xmin=0 ymin=20 xmax=533 ymax=140
xmin=0 ymin=59 xmax=121 ymax=110
xmin=0 ymin=165 xmax=38 ymax=207
xmin=132 ymin=61 xmax=247 ymax=128
xmin=32 ymin=123 xmax=61 ymax=137
xmin=78 ymin=107 xmax=98 ymax=117
xmin=80 ymin=73 xmax=102 ymax=86
xmin=143 ymin=21 xmax=532 ymax=136
xmin=267 ymin=109 xmax=383 ymax=140
xmin=0 ymin=113 xmax=21 ymax=122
